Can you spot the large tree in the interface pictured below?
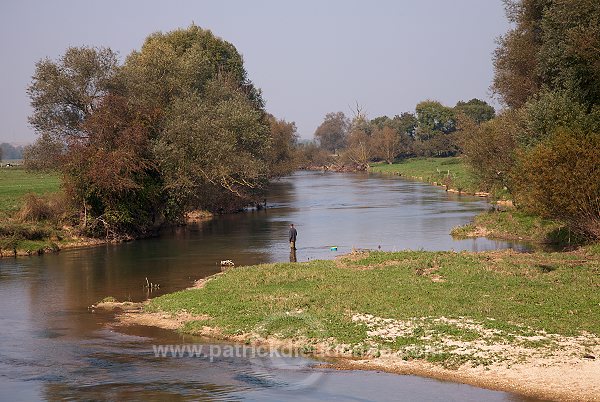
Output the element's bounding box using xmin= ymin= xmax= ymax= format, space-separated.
xmin=266 ymin=115 xmax=299 ymax=178
xmin=492 ymin=0 xmax=549 ymax=108
xmin=314 ymin=112 xmax=349 ymax=154
xmin=415 ymin=100 xmax=456 ymax=141
xmin=27 ymin=46 xmax=120 ymax=141
xmin=27 ymin=26 xmax=281 ymax=235
xmin=454 ymin=99 xmax=495 ymax=124
xmin=122 ymin=25 xmax=262 ymax=111
xmin=493 ymin=0 xmax=600 ymax=109
xmin=155 ymin=78 xmax=271 ymax=213
xmin=482 ymin=0 xmax=600 ymax=239
xmin=123 ymin=26 xmax=271 ymax=213
xmin=538 ymin=0 xmax=600 ymax=107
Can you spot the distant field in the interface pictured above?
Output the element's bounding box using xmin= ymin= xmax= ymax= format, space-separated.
xmin=0 ymin=167 xmax=61 ymax=214
xmin=1 ymin=159 xmax=23 ymax=165
xmin=369 ymin=157 xmax=480 ymax=194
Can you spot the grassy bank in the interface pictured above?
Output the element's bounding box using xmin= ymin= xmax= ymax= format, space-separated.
xmin=0 ymin=167 xmax=64 ymax=255
xmin=0 ymin=167 xmax=61 ymax=216
xmin=451 ymin=210 xmax=580 ymax=246
xmin=145 ymin=248 xmax=600 ymax=366
xmin=0 ymin=167 xmax=214 ymax=257
xmin=370 ymin=158 xmax=577 ymax=246
xmin=369 ymin=157 xmax=481 ymax=195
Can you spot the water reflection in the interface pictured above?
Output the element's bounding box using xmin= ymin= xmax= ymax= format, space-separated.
xmin=0 ymin=171 xmax=538 ymax=401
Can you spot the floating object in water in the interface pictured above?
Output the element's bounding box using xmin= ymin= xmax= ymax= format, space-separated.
xmin=330 ymin=246 xmax=338 ymax=251
xmin=220 ymin=260 xmax=235 ymax=267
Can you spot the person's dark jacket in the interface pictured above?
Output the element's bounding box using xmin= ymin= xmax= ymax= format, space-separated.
xmin=289 ymin=227 xmax=297 ymax=242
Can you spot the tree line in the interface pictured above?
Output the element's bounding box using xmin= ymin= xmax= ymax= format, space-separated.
xmin=304 ymin=98 xmax=495 ymax=168
xmin=0 ymin=143 xmax=25 ymax=161
xmin=24 ymin=25 xmax=298 ymax=238
xmin=465 ymin=0 xmax=600 ymax=240
xmin=303 ymin=0 xmax=599 ymax=241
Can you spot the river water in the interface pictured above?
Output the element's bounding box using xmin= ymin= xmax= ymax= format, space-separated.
xmin=0 ymin=171 xmax=540 ymax=401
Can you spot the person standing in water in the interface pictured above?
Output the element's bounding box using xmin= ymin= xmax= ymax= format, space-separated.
xmin=289 ymin=223 xmax=297 ymax=250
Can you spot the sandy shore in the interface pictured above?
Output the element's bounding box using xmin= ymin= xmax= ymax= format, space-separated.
xmin=336 ymin=353 xmax=600 ymax=402
xmin=97 ymin=293 xmax=600 ymax=402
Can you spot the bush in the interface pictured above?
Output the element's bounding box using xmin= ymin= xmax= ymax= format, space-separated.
xmin=295 ymin=142 xmax=332 ymax=168
xmin=22 ymin=133 xmax=64 ymax=171
xmin=460 ymin=111 xmax=520 ymax=193
xmin=0 ymin=223 xmax=52 ymax=241
xmin=521 ymin=91 xmax=600 ymax=147
xmin=16 ymin=193 xmax=68 ymax=224
xmin=511 ymin=129 xmax=600 ymax=240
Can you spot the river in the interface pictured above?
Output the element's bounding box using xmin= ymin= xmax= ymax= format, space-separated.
xmin=0 ymin=171 xmax=540 ymax=401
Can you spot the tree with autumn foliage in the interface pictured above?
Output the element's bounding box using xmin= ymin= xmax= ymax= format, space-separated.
xmin=314 ymin=112 xmax=349 ymax=154
xmin=63 ymin=94 xmax=162 ymax=236
xmin=462 ymin=0 xmax=600 ymax=240
xmin=266 ymin=114 xmax=300 ymax=177
xmin=26 ymin=26 xmax=295 ymax=237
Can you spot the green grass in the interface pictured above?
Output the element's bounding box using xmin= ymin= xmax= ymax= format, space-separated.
xmin=369 ymin=157 xmax=480 ymax=194
xmin=147 ymin=249 xmax=600 ymax=366
xmin=0 ymin=221 xmax=62 ymax=255
xmin=0 ymin=167 xmax=61 ymax=214
xmin=451 ymin=210 xmax=582 ymax=246
xmin=0 ymin=167 xmax=64 ymax=254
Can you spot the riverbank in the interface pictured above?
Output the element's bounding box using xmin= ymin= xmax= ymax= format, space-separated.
xmin=369 ymin=157 xmax=580 ymax=248
xmin=0 ymin=167 xmax=61 ymax=215
xmin=107 ymin=248 xmax=600 ymax=401
xmin=303 ymin=161 xmax=367 ymax=172
xmin=0 ymin=166 xmax=219 ymax=257
xmin=451 ymin=209 xmax=582 ymax=247
xmin=0 ymin=210 xmax=214 ymax=258
xmin=0 ymin=167 xmax=63 ymax=256
xmin=369 ymin=157 xmax=486 ymax=196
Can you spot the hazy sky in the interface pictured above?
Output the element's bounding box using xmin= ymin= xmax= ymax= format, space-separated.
xmin=0 ymin=0 xmax=510 ymax=143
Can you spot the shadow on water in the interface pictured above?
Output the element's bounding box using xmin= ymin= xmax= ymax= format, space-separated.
xmin=0 ymin=171 xmax=543 ymax=401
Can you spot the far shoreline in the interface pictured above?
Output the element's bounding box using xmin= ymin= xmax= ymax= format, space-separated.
xmin=0 ymin=210 xmax=214 ymax=259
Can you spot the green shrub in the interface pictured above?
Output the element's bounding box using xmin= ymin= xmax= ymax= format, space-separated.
xmin=460 ymin=111 xmax=520 ymax=193
xmin=0 ymin=223 xmax=52 ymax=240
xmin=0 ymin=236 xmax=19 ymax=251
xmin=521 ymin=90 xmax=600 ymax=147
xmin=512 ymin=129 xmax=600 ymax=240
